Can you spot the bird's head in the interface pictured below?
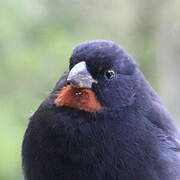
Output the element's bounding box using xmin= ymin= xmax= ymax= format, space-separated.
xmin=55 ymin=40 xmax=140 ymax=113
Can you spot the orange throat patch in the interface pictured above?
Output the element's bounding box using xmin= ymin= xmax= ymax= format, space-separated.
xmin=55 ymin=85 xmax=102 ymax=113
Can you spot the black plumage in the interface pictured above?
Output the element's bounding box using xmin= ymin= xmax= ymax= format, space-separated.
xmin=22 ymin=40 xmax=180 ymax=180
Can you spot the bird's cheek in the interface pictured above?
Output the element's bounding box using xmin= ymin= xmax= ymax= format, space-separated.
xmin=55 ymin=85 xmax=102 ymax=113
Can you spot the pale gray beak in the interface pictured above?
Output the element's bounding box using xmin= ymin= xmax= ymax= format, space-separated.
xmin=67 ymin=61 xmax=97 ymax=88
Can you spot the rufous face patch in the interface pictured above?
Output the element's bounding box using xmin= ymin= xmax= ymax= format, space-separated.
xmin=55 ymin=85 xmax=102 ymax=113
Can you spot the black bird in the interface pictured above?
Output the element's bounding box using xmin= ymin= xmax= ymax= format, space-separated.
xmin=22 ymin=40 xmax=180 ymax=180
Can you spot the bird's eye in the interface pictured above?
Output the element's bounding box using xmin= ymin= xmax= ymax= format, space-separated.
xmin=104 ymin=70 xmax=115 ymax=80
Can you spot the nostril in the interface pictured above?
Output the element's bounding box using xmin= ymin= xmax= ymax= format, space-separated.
xmin=67 ymin=79 xmax=79 ymax=87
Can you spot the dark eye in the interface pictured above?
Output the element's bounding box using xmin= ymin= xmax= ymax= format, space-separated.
xmin=104 ymin=70 xmax=115 ymax=80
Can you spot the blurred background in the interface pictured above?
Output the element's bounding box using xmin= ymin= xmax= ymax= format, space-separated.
xmin=0 ymin=0 xmax=180 ymax=179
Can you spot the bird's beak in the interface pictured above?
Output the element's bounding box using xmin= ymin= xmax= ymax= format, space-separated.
xmin=67 ymin=61 xmax=97 ymax=88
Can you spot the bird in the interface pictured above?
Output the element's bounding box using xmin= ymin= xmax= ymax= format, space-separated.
xmin=22 ymin=40 xmax=180 ymax=180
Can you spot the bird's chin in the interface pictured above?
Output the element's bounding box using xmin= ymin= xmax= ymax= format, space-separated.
xmin=55 ymin=85 xmax=102 ymax=113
